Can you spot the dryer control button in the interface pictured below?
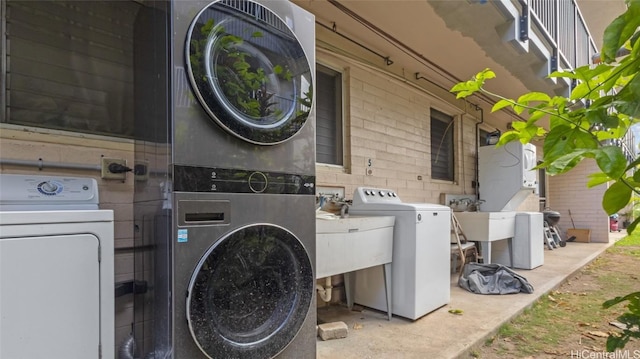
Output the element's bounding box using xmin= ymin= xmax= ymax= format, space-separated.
xmin=248 ymin=172 xmax=268 ymax=193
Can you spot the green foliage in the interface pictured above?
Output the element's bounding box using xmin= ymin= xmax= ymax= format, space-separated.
xmin=615 ymin=231 xmax=640 ymax=246
xmin=602 ymin=292 xmax=640 ymax=351
xmin=450 ymin=0 xmax=640 ymax=349
xmin=190 ymin=19 xmax=296 ymax=119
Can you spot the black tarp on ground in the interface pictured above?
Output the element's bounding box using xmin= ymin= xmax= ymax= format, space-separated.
xmin=458 ymin=263 xmax=534 ymax=294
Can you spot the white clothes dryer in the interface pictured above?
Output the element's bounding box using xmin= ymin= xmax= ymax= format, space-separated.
xmin=0 ymin=174 xmax=114 ymax=359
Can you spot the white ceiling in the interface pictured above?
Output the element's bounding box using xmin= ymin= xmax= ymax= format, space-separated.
xmin=294 ymin=0 xmax=628 ymax=126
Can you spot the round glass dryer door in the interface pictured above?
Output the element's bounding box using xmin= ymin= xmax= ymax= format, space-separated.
xmin=187 ymin=224 xmax=313 ymax=358
xmin=186 ymin=0 xmax=313 ymax=145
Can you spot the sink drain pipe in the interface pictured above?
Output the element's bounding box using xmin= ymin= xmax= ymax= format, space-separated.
xmin=316 ymin=276 xmax=333 ymax=302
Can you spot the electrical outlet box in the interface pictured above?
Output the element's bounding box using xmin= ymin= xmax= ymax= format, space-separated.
xmin=101 ymin=158 xmax=127 ymax=180
xmin=134 ymin=160 xmax=149 ymax=182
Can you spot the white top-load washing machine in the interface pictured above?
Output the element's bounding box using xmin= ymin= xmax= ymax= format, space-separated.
xmin=349 ymin=187 xmax=451 ymax=320
xmin=0 ymin=174 xmax=114 ymax=359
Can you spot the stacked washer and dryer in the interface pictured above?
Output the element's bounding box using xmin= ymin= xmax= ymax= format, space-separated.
xmin=0 ymin=174 xmax=114 ymax=359
xmin=132 ymin=1 xmax=317 ymax=358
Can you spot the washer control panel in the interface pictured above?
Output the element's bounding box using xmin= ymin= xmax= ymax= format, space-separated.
xmin=352 ymin=187 xmax=402 ymax=205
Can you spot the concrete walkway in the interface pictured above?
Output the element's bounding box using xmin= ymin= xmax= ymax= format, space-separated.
xmin=317 ymin=232 xmax=625 ymax=359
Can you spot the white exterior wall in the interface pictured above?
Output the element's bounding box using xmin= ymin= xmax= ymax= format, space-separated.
xmin=547 ymin=160 xmax=609 ymax=243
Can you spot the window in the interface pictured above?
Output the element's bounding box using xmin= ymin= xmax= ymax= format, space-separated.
xmin=3 ymin=1 xmax=142 ymax=138
xmin=315 ymin=64 xmax=343 ymax=166
xmin=431 ymin=109 xmax=455 ymax=181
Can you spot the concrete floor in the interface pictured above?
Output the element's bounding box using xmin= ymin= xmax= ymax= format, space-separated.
xmin=316 ymin=232 xmax=626 ymax=359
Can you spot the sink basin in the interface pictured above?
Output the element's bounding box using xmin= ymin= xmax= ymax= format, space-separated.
xmin=454 ymin=212 xmax=516 ymax=242
xmin=316 ymin=215 xmax=395 ymax=279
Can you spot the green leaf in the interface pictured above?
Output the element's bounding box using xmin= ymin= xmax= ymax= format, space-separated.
xmin=543 ymin=126 xmax=598 ymax=163
xmin=519 ymin=123 xmax=542 ymax=142
xmin=491 ymin=99 xmax=514 ymax=112
xmin=587 ymin=172 xmax=612 ymax=188
xmin=476 ymin=68 xmax=496 ymax=81
xmin=546 ymin=149 xmax=589 ymax=175
xmin=575 ymin=64 xmax=614 ymax=82
xmin=603 ymin=181 xmax=633 ymax=215
xmin=517 ymin=92 xmax=551 ymax=104
xmin=627 ymin=73 xmax=640 ymax=98
xmin=594 ymin=146 xmax=627 ymax=179
xmin=549 ymin=70 xmax=580 ymax=80
xmin=527 ymin=108 xmax=547 ymax=122
xmin=510 ymin=121 xmax=527 ymax=130
xmin=543 ymin=125 xmax=574 ymax=160
xmin=614 ymin=86 xmax=640 ymax=117
xmin=496 ymin=131 xmax=521 ymax=146
xmin=570 ymin=82 xmax=591 ymax=100
xmin=627 ymin=153 xmax=640 ymax=173
xmin=626 ymin=215 xmax=640 ymax=235
xmin=602 ymin=115 xmax=620 ymax=129
xmin=631 ymin=30 xmax=640 ymax=60
xmin=450 ymin=81 xmax=481 ymax=99
xmin=602 ymin=0 xmax=640 ymax=63
xmin=451 ymin=69 xmax=496 ymax=98
xmin=585 ymin=108 xmax=608 ymax=125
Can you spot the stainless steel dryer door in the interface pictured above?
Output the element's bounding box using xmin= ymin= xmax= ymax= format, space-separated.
xmin=186 ymin=223 xmax=313 ymax=358
xmin=186 ymin=0 xmax=313 ymax=145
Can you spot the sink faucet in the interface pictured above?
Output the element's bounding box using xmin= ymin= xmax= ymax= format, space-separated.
xmin=340 ymin=204 xmax=349 ymax=218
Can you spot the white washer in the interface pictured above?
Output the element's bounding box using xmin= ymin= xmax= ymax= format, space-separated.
xmin=0 ymin=174 xmax=114 ymax=359
xmin=349 ymin=187 xmax=451 ymax=320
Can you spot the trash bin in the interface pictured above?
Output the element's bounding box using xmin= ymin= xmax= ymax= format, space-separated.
xmin=610 ymin=214 xmax=620 ymax=232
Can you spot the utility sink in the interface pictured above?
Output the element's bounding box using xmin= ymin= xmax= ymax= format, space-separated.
xmin=316 ymin=215 xmax=395 ymax=279
xmin=454 ymin=211 xmax=516 ymax=242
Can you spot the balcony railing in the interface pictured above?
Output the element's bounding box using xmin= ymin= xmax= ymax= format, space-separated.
xmin=519 ymin=0 xmax=598 ymax=71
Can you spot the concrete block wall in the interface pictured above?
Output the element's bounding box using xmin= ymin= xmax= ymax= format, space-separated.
xmin=547 ymin=160 xmax=609 ymax=242
xmin=0 ymin=127 xmax=136 ymax=351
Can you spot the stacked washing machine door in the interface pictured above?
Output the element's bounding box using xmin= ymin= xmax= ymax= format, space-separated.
xmin=349 ymin=187 xmax=451 ymax=320
xmin=132 ymin=1 xmax=316 ymax=358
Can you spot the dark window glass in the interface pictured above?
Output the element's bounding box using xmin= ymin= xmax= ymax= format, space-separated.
xmin=3 ymin=1 xmax=141 ymax=137
xmin=431 ymin=109 xmax=454 ymax=181
xmin=315 ymin=64 xmax=343 ymax=165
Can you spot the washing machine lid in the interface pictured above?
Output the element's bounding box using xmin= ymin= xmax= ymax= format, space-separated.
xmin=185 ymin=0 xmax=313 ymax=145
xmin=186 ymin=223 xmax=313 ymax=359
